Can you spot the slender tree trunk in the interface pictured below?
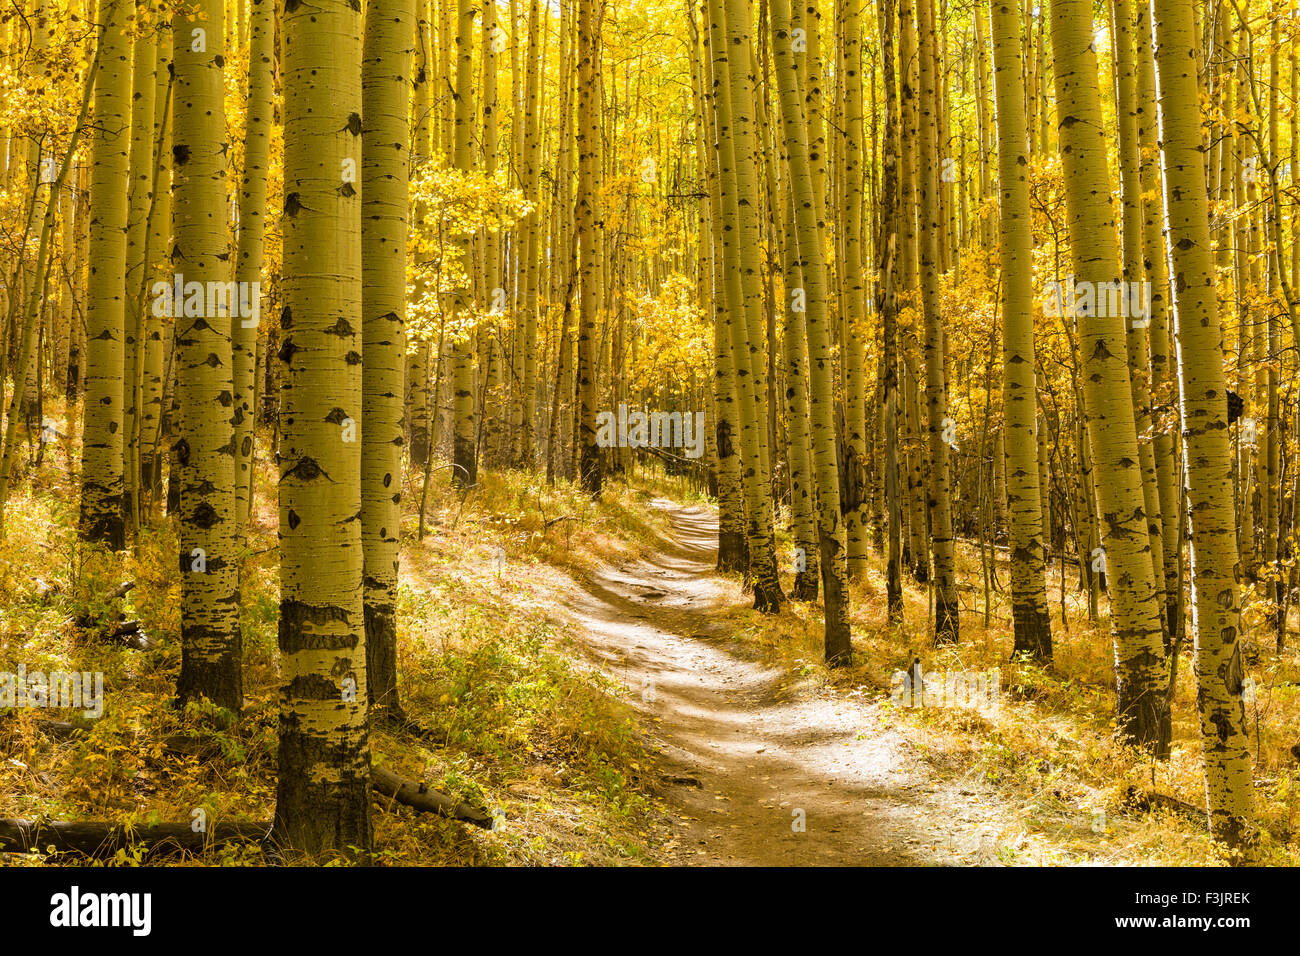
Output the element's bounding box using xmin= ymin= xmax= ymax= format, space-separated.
xmin=917 ymin=0 xmax=958 ymax=641
xmin=575 ymin=0 xmax=603 ymax=497
xmin=232 ymin=0 xmax=273 ymax=536
xmin=1051 ymin=0 xmax=1169 ymax=754
xmin=79 ymin=0 xmax=132 ymax=550
xmin=172 ymin=0 xmax=242 ymax=713
xmin=878 ymin=0 xmax=903 ymax=620
xmin=838 ymin=0 xmax=870 ymax=578
xmin=990 ymin=0 xmax=1050 ymax=659
xmin=692 ymin=4 xmax=748 ymax=573
xmin=1134 ymin=0 xmax=1182 ymax=638
xmin=770 ymin=0 xmax=851 ymax=660
xmin=122 ymin=10 xmax=156 ymax=534
xmin=1113 ymin=0 xmax=1168 ymax=638
xmin=707 ymin=0 xmax=784 ymax=611
xmin=1152 ymin=0 xmax=1255 ymax=856
xmin=275 ymin=0 xmax=373 ymax=859
xmin=449 ymin=0 xmax=479 ymax=489
xmin=362 ymin=0 xmax=415 ymax=719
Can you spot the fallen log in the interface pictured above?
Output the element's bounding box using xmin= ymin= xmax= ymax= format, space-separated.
xmin=0 ymin=715 xmax=94 ymax=740
xmin=371 ymin=765 xmax=496 ymax=829
xmin=1122 ymin=787 xmax=1206 ymax=823
xmin=105 ymin=620 xmax=155 ymax=651
xmin=0 ymin=819 xmax=273 ymax=858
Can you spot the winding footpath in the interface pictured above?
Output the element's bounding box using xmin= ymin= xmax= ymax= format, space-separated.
xmin=562 ymin=498 xmax=1023 ymax=865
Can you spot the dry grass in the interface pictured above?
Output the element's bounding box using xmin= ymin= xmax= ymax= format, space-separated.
xmin=692 ymin=514 xmax=1300 ymax=865
xmin=0 ymin=426 xmax=694 ymax=866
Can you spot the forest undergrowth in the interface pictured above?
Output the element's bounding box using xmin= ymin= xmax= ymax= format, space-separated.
xmin=4 ymin=413 xmax=1299 ymax=865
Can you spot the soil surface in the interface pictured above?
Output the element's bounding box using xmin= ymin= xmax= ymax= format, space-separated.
xmin=563 ymin=498 xmax=1023 ymax=866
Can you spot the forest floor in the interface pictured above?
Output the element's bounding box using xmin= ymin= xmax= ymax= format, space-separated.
xmin=556 ymin=497 xmax=1230 ymax=865
xmin=3 ymin=435 xmax=1298 ymax=865
xmin=564 ymin=498 xmax=1008 ymax=864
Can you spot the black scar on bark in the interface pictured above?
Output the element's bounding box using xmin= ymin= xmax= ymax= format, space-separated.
xmin=284 ymin=675 xmax=339 ymax=701
xmin=190 ymin=502 xmax=221 ymax=530
xmin=173 ymin=144 xmax=191 ymax=166
xmin=279 ymin=600 xmax=358 ymax=654
xmin=283 ymin=457 xmax=324 ymax=482
xmin=1227 ymin=390 xmax=1243 ymax=423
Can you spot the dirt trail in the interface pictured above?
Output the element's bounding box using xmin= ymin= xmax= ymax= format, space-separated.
xmin=563 ymin=498 xmax=1016 ymax=866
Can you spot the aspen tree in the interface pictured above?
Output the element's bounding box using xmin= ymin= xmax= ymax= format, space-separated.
xmin=172 ymin=0 xmax=241 ymax=712
xmin=17 ymin=0 xmax=51 ymax=424
xmin=1113 ymin=0 xmax=1168 ymax=631
xmin=917 ymin=0 xmax=959 ymax=641
xmin=692 ymin=1 xmax=748 ymax=573
xmin=778 ymin=182 xmax=822 ymax=601
xmin=232 ymin=0 xmax=273 ymax=535
xmin=576 ymin=0 xmax=603 ymax=496
xmin=141 ymin=21 xmax=173 ymax=511
xmin=1051 ymin=0 xmax=1168 ymax=752
xmin=450 ymin=0 xmax=478 ymax=489
xmin=122 ymin=4 xmax=155 ymax=532
xmin=878 ymin=0 xmax=903 ymax=619
xmin=899 ymin=0 xmax=929 ymax=583
xmin=407 ymin=0 xmax=433 ymax=468
xmin=362 ymin=0 xmax=415 ymax=718
xmin=723 ymin=0 xmax=775 ymax=519
xmin=276 ymin=0 xmax=372 ymax=857
xmin=771 ymin=0 xmax=851 ymax=660
xmin=479 ymin=0 xmax=503 ymax=463
xmin=0 ymin=0 xmax=99 ymax=531
xmin=839 ymin=0 xmax=871 ymax=578
xmin=515 ymin=0 xmax=542 ymax=468
xmin=990 ymin=0 xmax=1050 ymax=658
xmin=761 ymin=36 xmax=820 ymax=599
xmin=707 ymin=0 xmax=784 ymax=611
xmin=1152 ymin=0 xmax=1254 ymax=853
xmin=1134 ymin=0 xmax=1181 ymax=636
xmin=79 ymin=0 xmax=132 ymax=549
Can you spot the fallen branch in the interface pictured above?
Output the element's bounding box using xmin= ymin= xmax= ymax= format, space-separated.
xmin=101 ymin=581 xmax=136 ymax=603
xmin=73 ymin=581 xmax=138 ymax=631
xmin=1122 ymin=787 xmax=1206 ymax=823
xmin=635 ymin=443 xmax=707 ymax=471
xmin=0 ymin=819 xmax=273 ymax=858
xmin=0 ymin=716 xmax=92 ymax=740
xmin=104 ymin=620 xmax=155 ymax=651
xmin=371 ymin=765 xmax=495 ymax=829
